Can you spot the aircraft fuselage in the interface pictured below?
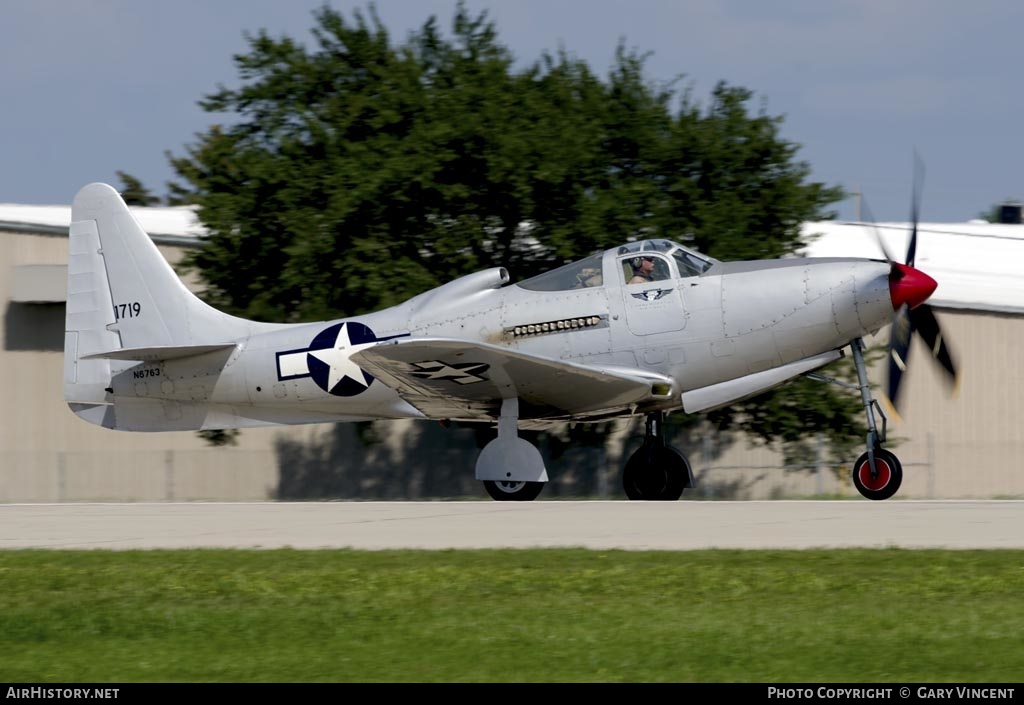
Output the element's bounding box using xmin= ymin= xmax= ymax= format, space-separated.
xmin=109 ymin=251 xmax=893 ymax=428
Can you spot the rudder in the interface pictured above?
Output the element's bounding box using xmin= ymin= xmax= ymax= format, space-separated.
xmin=63 ymin=211 xmax=120 ymax=405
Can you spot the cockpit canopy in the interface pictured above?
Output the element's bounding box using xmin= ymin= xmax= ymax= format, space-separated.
xmin=517 ymin=239 xmax=716 ymax=292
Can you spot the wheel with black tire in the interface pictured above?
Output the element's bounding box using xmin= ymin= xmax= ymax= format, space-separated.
xmin=623 ymin=445 xmax=689 ymax=501
xmin=852 ymin=448 xmax=903 ymax=501
xmin=483 ymin=480 xmax=545 ymax=501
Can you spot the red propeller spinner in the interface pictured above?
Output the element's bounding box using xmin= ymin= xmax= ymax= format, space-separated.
xmin=889 ymin=262 xmax=937 ymax=311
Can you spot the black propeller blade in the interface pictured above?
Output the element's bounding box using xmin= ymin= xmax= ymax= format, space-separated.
xmin=880 ymin=153 xmax=959 ymax=413
xmin=906 ymin=151 xmax=924 ymax=268
xmin=886 ymin=304 xmax=913 ymax=410
xmin=886 ymin=303 xmax=959 ymax=412
xmin=910 ymin=304 xmax=958 ymax=386
xmin=860 ymin=197 xmax=896 ymax=264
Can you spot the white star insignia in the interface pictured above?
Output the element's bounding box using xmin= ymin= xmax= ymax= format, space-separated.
xmin=418 ymin=363 xmax=464 ymax=379
xmin=308 ymin=323 xmax=376 ymax=392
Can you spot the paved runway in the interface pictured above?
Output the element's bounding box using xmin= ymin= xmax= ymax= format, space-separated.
xmin=1 ymin=500 xmax=1022 ymax=550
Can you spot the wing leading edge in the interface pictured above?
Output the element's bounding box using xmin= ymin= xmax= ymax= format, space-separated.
xmin=352 ymin=338 xmax=675 ymax=422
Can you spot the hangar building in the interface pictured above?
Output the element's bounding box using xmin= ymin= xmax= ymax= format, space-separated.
xmin=1 ymin=197 xmax=1021 ymax=500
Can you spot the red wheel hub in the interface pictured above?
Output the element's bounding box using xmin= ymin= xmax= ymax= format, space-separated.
xmin=857 ymin=458 xmax=892 ymax=491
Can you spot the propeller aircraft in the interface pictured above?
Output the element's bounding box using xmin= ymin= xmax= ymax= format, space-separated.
xmin=63 ymin=176 xmax=957 ymax=501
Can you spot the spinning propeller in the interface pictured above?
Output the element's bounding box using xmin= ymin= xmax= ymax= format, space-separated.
xmin=862 ymin=155 xmax=959 ymax=413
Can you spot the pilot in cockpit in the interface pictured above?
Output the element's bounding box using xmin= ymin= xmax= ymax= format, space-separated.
xmin=627 ymin=256 xmax=656 ymax=284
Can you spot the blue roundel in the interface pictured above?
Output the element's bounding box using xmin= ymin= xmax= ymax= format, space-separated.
xmin=306 ymin=321 xmax=377 ymax=396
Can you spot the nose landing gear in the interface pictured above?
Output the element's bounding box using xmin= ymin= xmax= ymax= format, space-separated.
xmin=849 ymin=339 xmax=903 ymax=500
xmin=807 ymin=339 xmax=905 ymax=500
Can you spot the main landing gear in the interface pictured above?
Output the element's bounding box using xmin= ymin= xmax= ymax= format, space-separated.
xmin=476 ymin=397 xmax=549 ymax=501
xmin=622 ymin=412 xmax=694 ymax=501
xmin=476 ymin=400 xmax=693 ymax=502
xmin=848 ymin=339 xmax=903 ymax=500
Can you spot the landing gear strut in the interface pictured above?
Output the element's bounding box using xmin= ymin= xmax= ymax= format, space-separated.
xmin=849 ymin=339 xmax=903 ymax=500
xmin=622 ymin=412 xmax=693 ymax=501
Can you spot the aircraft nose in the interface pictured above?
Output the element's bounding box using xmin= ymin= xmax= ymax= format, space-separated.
xmin=889 ymin=263 xmax=937 ymax=311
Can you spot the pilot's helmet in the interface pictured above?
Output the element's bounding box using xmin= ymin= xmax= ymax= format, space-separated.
xmin=631 ymin=255 xmax=654 ymax=269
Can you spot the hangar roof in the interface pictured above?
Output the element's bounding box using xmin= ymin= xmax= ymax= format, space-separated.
xmin=800 ymin=220 xmax=1024 ymax=314
xmin=1 ymin=201 xmax=1021 ymax=314
xmin=0 ymin=202 xmax=203 ymax=246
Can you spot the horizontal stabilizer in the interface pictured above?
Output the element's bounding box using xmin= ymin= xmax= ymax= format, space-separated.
xmin=81 ymin=343 xmax=237 ymax=362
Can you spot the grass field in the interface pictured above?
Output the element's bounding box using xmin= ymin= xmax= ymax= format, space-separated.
xmin=2 ymin=548 xmax=1022 ymax=682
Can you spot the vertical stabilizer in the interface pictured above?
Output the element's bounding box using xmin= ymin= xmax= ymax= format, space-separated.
xmin=63 ymin=183 xmax=269 ymax=412
xmin=68 ymin=182 xmax=254 ymax=349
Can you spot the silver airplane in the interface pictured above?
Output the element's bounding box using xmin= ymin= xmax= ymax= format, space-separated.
xmin=63 ymin=182 xmax=957 ymax=501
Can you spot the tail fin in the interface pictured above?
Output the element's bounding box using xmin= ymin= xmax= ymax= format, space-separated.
xmin=63 ymin=183 xmax=256 ymax=406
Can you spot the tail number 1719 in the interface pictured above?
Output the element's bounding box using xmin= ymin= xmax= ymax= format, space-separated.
xmin=114 ymin=302 xmax=142 ymax=320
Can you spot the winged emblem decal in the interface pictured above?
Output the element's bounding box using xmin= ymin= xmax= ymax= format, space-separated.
xmin=631 ymin=288 xmax=673 ymax=302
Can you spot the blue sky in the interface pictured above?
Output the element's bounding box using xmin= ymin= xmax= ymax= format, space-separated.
xmin=4 ymin=0 xmax=1023 ymax=222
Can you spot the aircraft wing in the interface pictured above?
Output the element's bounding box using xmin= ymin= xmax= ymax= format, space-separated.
xmin=352 ymin=338 xmax=674 ymax=421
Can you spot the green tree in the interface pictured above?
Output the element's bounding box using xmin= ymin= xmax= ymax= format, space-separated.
xmin=115 ymin=171 xmax=160 ymax=206
xmin=168 ymin=2 xmax=860 ymax=472
xmin=978 ymin=199 xmax=1021 ymax=223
